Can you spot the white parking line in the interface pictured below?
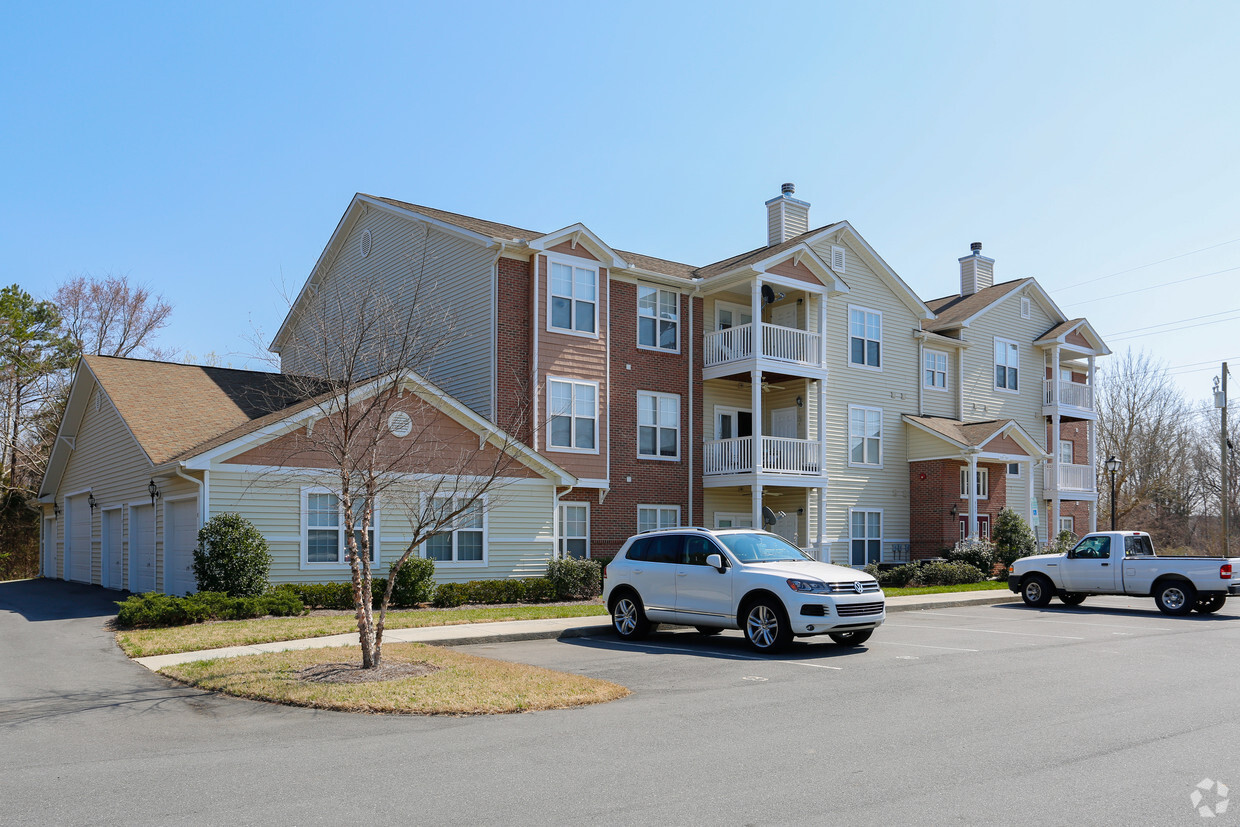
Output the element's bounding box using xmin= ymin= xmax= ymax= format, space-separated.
xmin=882 ymin=641 xmax=980 ymax=653
xmin=622 ymin=641 xmax=843 ymax=669
xmin=916 ymin=611 xmax=1170 ymax=632
xmin=885 ymin=623 xmax=1085 ymax=640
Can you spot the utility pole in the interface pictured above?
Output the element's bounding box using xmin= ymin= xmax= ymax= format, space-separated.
xmin=1223 ymin=363 xmax=1230 ymax=557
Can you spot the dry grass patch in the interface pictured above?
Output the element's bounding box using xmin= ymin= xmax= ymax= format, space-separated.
xmin=160 ymin=642 xmax=629 ymax=715
xmin=117 ymin=602 xmax=608 ymax=658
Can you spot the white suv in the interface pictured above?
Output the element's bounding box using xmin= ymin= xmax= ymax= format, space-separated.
xmin=603 ymin=527 xmax=885 ymax=653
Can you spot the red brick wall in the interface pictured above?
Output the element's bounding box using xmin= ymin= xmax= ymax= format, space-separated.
xmin=496 ymin=255 xmax=533 ymax=445
xmin=909 ymin=459 xmax=1010 ymax=558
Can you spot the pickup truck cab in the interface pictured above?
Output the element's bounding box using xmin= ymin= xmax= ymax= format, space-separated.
xmin=1008 ymin=531 xmax=1240 ymax=615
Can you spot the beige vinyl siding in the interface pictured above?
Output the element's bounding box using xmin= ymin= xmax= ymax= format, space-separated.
xmin=906 ymin=427 xmax=955 ymax=460
xmin=280 ymin=207 xmax=498 ymax=418
xmin=208 ymin=469 xmax=557 ymax=584
xmin=812 ymin=238 xmax=920 ymax=564
xmin=703 ymin=381 xmax=753 ymax=441
xmin=920 ymin=347 xmax=956 ymax=418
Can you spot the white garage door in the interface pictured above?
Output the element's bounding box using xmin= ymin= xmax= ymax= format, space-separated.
xmin=67 ymin=494 xmax=92 ymax=583
xmin=103 ymin=509 xmax=123 ymax=590
xmin=130 ymin=504 xmax=155 ymax=593
xmin=165 ymin=499 xmax=199 ymax=596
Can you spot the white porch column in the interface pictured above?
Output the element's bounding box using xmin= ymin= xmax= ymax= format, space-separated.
xmin=752 ymin=483 xmax=764 ymax=531
xmin=751 ymin=367 xmax=762 ymax=476
xmin=817 ymin=486 xmax=826 ymax=561
xmin=967 ymin=450 xmax=980 ymax=539
xmin=1050 ymin=346 xmax=1061 ymax=539
xmin=1025 ymin=459 xmax=1035 ymax=532
xmin=818 ymin=293 xmax=827 ymax=367
xmin=1088 ymin=355 xmax=1098 ymax=533
xmin=751 ymin=279 xmax=764 ymax=362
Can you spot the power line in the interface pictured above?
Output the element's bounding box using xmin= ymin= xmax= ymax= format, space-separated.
xmin=1063 ymin=264 xmax=1240 ymax=307
xmin=1104 ymin=307 xmax=1240 ymax=339
xmin=1107 ymin=314 xmax=1240 ymax=343
xmin=1056 ymin=236 xmax=1240 ymax=293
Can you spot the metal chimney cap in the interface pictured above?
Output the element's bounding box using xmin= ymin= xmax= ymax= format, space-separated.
xmin=970 ymin=242 xmax=983 ymax=253
xmin=781 ymin=183 xmax=795 ymax=195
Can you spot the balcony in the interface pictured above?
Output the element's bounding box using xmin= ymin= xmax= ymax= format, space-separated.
xmin=1044 ymin=463 xmax=1097 ymax=497
xmin=704 ymin=436 xmax=823 ymax=477
xmin=1043 ymin=379 xmax=1095 ymax=416
xmin=704 ymin=323 xmax=823 ymax=372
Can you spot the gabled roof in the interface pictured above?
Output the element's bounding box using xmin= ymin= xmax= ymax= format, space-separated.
xmin=1034 ymin=318 xmax=1112 ymax=355
xmin=903 ymin=414 xmax=1049 ymax=459
xmin=924 ymin=279 xmax=1029 ymax=330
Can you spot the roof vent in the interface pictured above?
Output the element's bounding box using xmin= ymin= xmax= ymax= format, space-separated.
xmin=781 ymin=183 xmax=795 ymax=195
xmin=959 ymin=242 xmax=995 ymax=296
xmin=360 ymin=229 xmax=373 ymax=258
xmin=765 ymin=183 xmax=810 ymax=246
xmin=970 ymin=242 xmax=982 ymax=253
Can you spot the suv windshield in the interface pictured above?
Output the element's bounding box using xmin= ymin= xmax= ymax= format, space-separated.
xmin=718 ymin=532 xmax=812 ymax=563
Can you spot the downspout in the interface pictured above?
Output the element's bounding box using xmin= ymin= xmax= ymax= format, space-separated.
xmin=604 ymin=268 xmax=611 ymax=504
xmin=532 ymin=254 xmax=540 ymax=452
xmin=174 ymin=466 xmax=206 ymax=526
xmin=688 ymin=285 xmax=698 ymax=526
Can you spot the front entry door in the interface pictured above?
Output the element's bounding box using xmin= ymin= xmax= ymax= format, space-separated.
xmin=959 ymin=515 xmax=990 ymax=540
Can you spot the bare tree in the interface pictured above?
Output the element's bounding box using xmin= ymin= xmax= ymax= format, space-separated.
xmin=54 ymin=272 xmax=174 ymax=359
xmin=266 ymin=263 xmax=530 ymax=669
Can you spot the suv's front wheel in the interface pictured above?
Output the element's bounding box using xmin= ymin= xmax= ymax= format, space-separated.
xmin=743 ymin=598 xmax=792 ymax=653
xmin=611 ymin=591 xmax=652 ymax=640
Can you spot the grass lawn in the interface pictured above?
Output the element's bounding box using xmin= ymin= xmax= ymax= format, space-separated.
xmin=160 ymin=642 xmax=629 ymax=715
xmin=883 ymin=580 xmax=1010 ymax=598
xmin=118 ymin=602 xmax=608 ymax=658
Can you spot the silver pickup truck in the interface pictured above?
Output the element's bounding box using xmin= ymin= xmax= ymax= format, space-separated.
xmin=1008 ymin=531 xmax=1240 ymax=615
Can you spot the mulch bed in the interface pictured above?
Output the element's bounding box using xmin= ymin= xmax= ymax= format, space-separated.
xmin=296 ymin=661 xmax=441 ymax=684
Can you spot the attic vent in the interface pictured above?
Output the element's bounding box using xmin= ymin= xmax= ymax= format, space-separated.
xmin=1020 ymin=297 xmax=1031 ymax=319
xmin=360 ymin=229 xmax=373 ymax=258
xmin=387 ymin=411 xmax=413 ymax=437
xmin=94 ymin=393 xmax=101 ymax=412
xmin=831 ymin=245 xmax=846 ymax=273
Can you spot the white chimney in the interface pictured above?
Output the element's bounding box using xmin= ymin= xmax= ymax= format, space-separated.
xmin=765 ymin=183 xmax=810 ymax=246
xmin=959 ymin=241 xmax=994 ymax=296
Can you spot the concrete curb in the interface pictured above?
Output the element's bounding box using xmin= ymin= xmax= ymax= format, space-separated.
xmin=132 ymin=590 xmax=1019 ymax=671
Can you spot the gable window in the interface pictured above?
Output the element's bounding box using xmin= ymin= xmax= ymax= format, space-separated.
xmin=304 ymin=490 xmax=376 ymax=567
xmin=848 ymin=406 xmax=882 ymax=466
xmin=424 ymin=496 xmax=486 ymax=564
xmin=924 ymin=350 xmax=948 ymax=389
xmin=960 ymin=467 xmax=990 ymax=499
xmin=548 ymin=378 xmax=597 ymax=452
xmin=549 ymin=260 xmax=597 ymax=335
xmin=638 ymin=505 xmax=680 ymax=534
xmin=849 ymin=307 xmax=882 ymax=368
xmin=994 ymin=338 xmax=1020 ymax=391
xmin=638 ymin=285 xmax=679 ymax=351
xmin=850 ymin=510 xmax=881 ymax=566
xmin=638 ymin=392 xmax=679 ymax=459
xmin=558 ymin=503 xmax=588 ymax=559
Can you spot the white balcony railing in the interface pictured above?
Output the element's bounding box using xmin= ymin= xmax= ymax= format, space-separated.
xmin=703 ymin=323 xmax=822 ymax=368
xmin=704 ymin=436 xmax=823 ymax=476
xmin=1056 ymin=463 xmax=1096 ymax=493
xmin=1044 ymin=378 xmax=1094 ymax=411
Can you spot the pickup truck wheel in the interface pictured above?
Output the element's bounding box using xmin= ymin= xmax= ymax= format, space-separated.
xmin=1021 ymin=575 xmax=1054 ymax=607
xmin=1059 ymin=593 xmax=1087 ymax=606
xmin=611 ymin=592 xmax=652 ymax=640
xmin=743 ymin=599 xmax=792 ymax=653
xmin=1194 ymin=595 xmax=1227 ymax=614
xmin=1154 ymin=581 xmax=1196 ymax=616
xmin=829 ymin=629 xmax=874 ymax=646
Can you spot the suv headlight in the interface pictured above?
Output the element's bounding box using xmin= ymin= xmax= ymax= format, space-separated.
xmin=786 ymin=578 xmax=831 ymax=594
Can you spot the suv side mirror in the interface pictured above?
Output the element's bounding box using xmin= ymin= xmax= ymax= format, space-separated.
xmin=705 ymin=553 xmax=725 ymax=573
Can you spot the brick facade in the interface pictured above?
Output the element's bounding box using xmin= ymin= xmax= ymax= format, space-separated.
xmin=496 ymin=256 xmax=533 ymax=445
xmin=909 ymin=459 xmax=1009 ymax=559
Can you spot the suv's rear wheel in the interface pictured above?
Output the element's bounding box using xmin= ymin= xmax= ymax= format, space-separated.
xmin=611 ymin=592 xmax=651 ymax=640
xmin=743 ymin=598 xmax=792 ymax=653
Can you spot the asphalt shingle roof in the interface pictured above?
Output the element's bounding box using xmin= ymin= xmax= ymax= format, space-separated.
xmin=904 ymin=415 xmax=1015 ymax=449
xmin=923 ymin=279 xmax=1029 ymax=331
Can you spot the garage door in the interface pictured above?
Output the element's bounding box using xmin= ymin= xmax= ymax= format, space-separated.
xmin=67 ymin=494 xmax=92 ymax=583
xmin=165 ymin=499 xmax=198 ymax=596
xmin=130 ymin=504 xmax=155 ymax=593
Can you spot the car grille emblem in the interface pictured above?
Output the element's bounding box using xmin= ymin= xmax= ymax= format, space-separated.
xmin=854 ymin=581 xmax=863 ymax=594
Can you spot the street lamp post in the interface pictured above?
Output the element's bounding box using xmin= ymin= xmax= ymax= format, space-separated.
xmin=1105 ymin=456 xmax=1122 ymax=531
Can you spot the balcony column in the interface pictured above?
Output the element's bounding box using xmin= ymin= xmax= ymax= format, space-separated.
xmin=1050 ymin=345 xmax=1061 ymax=538
xmin=817 ymin=486 xmax=826 ymax=561
xmin=751 ymin=279 xmax=764 ymax=361
xmin=751 ymin=368 xmax=762 ymax=477
xmin=967 ymin=450 xmax=980 ymax=539
xmin=817 ymin=293 xmax=827 ymax=366
xmin=1088 ymin=354 xmax=1098 ymax=533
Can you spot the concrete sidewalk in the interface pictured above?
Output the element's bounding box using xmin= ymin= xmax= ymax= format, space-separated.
xmin=133 ymin=589 xmax=1019 ymax=671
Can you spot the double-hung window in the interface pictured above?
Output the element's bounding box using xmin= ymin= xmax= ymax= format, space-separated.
xmin=549 ymin=260 xmax=597 ymax=335
xmin=305 ymin=490 xmax=376 ymax=566
xmin=638 ymin=285 xmax=678 ymax=351
xmin=424 ymin=496 xmax=485 ymax=563
xmin=548 ymin=379 xmax=597 ymax=451
xmin=1058 ymin=439 xmax=1073 ymax=465
xmin=924 ymin=350 xmax=948 ymax=389
xmin=849 ymin=307 xmax=882 ymax=368
xmin=850 ymin=510 xmax=882 ymax=566
xmin=960 ymin=467 xmax=989 ymax=499
xmin=638 ymin=392 xmax=679 ymax=459
xmin=558 ymin=503 xmax=588 ymax=559
xmin=995 ymin=338 xmax=1020 ymax=391
xmin=638 ymin=505 xmax=680 ymax=534
xmin=848 ymin=406 xmax=882 ymax=466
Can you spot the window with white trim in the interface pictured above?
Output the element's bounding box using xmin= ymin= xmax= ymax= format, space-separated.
xmin=424 ymin=495 xmax=486 ymax=563
xmin=924 ymin=350 xmax=948 ymax=389
xmin=1058 ymin=439 xmax=1073 ymax=465
xmin=558 ymin=503 xmax=588 ymax=559
xmin=638 ymin=505 xmax=680 ymax=534
xmin=994 ymin=337 xmax=1020 ymax=391
xmin=960 ymin=467 xmax=990 ymax=499
xmin=548 ymin=378 xmax=597 ymax=451
xmin=549 ymin=260 xmax=597 ymax=335
xmin=1059 ymin=515 xmax=1075 ymax=535
xmin=1008 ymin=462 xmax=1021 ymax=477
xmin=850 ymin=510 xmax=881 ymax=566
xmin=638 ymin=392 xmax=679 ymax=459
xmin=849 ymin=307 xmax=882 ymax=368
xmin=304 ymin=490 xmax=376 ymax=566
xmin=637 ymin=285 xmax=678 ymax=351
xmin=848 ymin=406 xmax=882 ymax=466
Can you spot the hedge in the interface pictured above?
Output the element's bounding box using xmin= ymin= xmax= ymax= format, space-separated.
xmin=115 ymin=590 xmax=305 ymax=629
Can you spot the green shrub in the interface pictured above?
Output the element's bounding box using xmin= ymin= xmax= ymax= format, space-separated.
xmin=275 ymin=579 xmax=390 ymax=610
xmin=993 ymin=508 xmax=1038 ymax=572
xmin=114 ymin=590 xmax=306 ymax=629
xmin=432 ymin=582 xmax=469 ymax=608
xmin=389 ymin=557 xmax=436 ymax=607
xmin=1045 ymin=529 xmax=1077 ymax=556
xmin=546 ymin=557 xmax=603 ymax=600
xmin=916 ymin=561 xmax=986 ymax=586
xmin=945 ymin=537 xmax=998 ymax=578
xmin=465 ymin=579 xmax=526 ymax=604
xmin=523 ymin=578 xmax=557 ymax=602
xmin=192 ymin=513 xmax=272 ymax=597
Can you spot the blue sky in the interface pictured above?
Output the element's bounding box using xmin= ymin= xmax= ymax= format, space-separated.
xmin=3 ymin=1 xmax=1238 ymax=406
